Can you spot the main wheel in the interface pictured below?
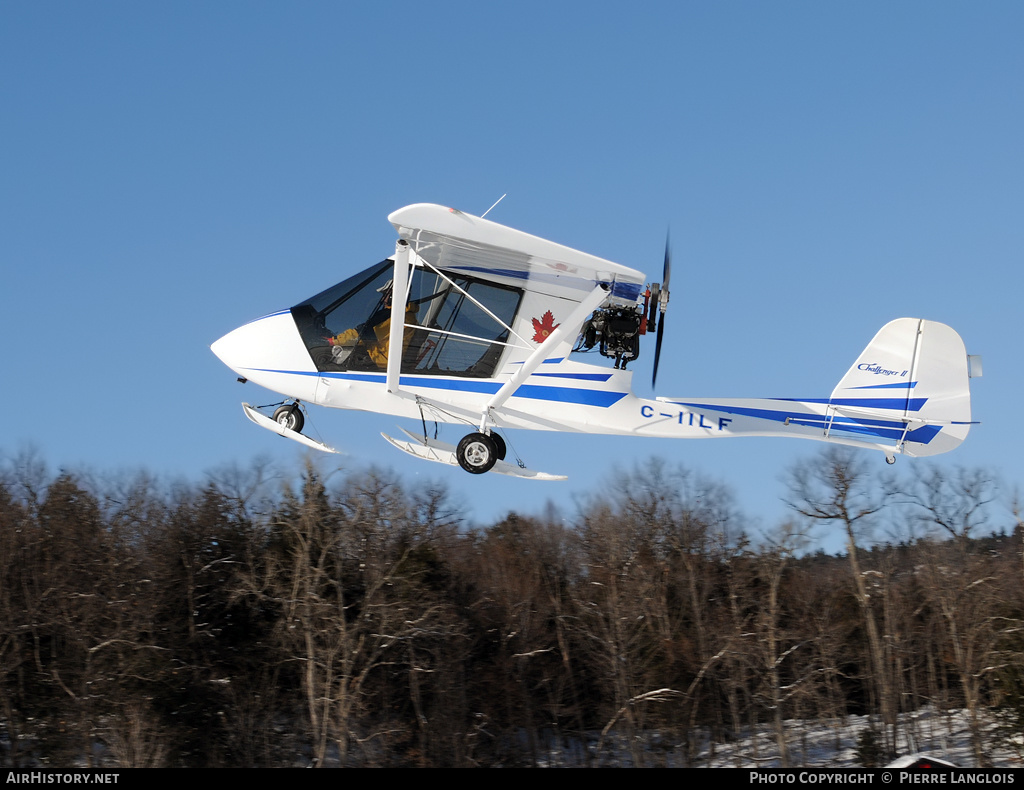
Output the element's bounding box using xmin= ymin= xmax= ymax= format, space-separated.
xmin=273 ymin=404 xmax=304 ymax=433
xmin=457 ymin=432 xmax=497 ymax=474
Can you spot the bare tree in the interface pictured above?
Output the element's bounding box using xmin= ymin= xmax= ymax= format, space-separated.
xmin=907 ymin=466 xmax=996 ymax=556
xmin=570 ymin=462 xmax=741 ymax=766
xmin=786 ymin=448 xmax=897 ymax=755
xmin=255 ymin=463 xmax=464 ymax=766
xmin=750 ymin=522 xmax=810 ymax=766
xmin=0 ymin=479 xmax=31 ymax=767
xmin=907 ymin=466 xmax=1001 ymax=766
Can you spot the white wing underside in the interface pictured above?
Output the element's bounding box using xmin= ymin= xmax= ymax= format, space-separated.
xmin=389 ymin=204 xmax=645 ymax=299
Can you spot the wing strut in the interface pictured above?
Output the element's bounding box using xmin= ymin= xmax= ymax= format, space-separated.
xmin=386 ymin=239 xmax=411 ymax=394
xmin=408 ymin=241 xmax=533 ymax=350
xmin=479 ymin=283 xmax=609 ymax=430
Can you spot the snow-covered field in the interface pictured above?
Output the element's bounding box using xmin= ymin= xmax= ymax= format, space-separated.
xmin=528 ymin=709 xmax=1024 ymax=766
xmin=709 ymin=711 xmax=1015 ymax=768
xmin=567 ymin=707 xmax=1021 ymax=768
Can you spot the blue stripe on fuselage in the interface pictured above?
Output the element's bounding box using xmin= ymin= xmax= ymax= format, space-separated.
xmin=242 ymin=309 xmax=291 ymax=327
xmin=532 ymin=372 xmax=614 ymax=381
xmin=849 ymin=381 xmax=918 ymax=390
xmin=244 ymin=368 xmax=627 ymax=407
xmin=666 ymin=400 xmax=940 ymax=445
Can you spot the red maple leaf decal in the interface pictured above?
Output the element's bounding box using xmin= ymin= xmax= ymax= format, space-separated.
xmin=532 ymin=310 xmax=560 ymax=343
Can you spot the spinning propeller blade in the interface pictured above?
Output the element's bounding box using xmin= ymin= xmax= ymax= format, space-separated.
xmin=652 ymin=232 xmax=671 ymax=388
xmin=652 ymin=310 xmax=666 ymax=388
xmin=661 ymin=232 xmax=671 ymax=294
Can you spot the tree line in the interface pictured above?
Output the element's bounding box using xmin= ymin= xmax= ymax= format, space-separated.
xmin=0 ymin=448 xmax=1021 ymax=767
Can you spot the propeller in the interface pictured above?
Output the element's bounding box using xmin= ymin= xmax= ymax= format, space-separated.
xmin=651 ymin=232 xmax=671 ymax=388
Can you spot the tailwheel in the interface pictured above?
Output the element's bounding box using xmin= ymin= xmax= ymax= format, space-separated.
xmin=273 ymin=404 xmax=304 ymax=434
xmin=457 ymin=432 xmax=498 ymax=474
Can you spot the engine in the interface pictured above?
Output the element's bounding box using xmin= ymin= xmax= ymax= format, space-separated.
xmin=576 ymin=305 xmax=644 ymax=369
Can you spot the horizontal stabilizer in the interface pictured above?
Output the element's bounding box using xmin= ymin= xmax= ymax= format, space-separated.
xmin=382 ymin=429 xmax=567 ymax=481
xmin=242 ymin=403 xmax=341 ymax=454
xmin=655 ymin=318 xmax=975 ymax=460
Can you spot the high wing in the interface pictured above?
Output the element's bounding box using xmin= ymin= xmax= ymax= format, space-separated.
xmin=382 ymin=204 xmax=647 ymax=419
xmin=378 ymin=203 xmax=652 ymax=439
xmin=388 ymin=204 xmax=646 ymax=303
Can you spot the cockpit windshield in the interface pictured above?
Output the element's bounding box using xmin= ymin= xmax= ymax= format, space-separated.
xmin=291 ymin=260 xmax=523 ymax=378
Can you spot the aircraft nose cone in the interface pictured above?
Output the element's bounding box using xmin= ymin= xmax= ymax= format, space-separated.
xmin=210 ymin=309 xmax=317 ymax=381
xmin=210 ymin=323 xmax=254 ymax=375
xmin=210 ymin=332 xmax=235 ymax=370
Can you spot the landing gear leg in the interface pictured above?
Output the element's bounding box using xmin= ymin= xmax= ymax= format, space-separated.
xmin=473 ymin=408 xmax=506 ymax=465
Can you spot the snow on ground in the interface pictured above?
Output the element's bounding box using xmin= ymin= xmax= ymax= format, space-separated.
xmin=526 ymin=707 xmax=1021 ymax=768
xmin=660 ymin=707 xmax=1017 ymax=768
xmin=700 ymin=709 xmax=1011 ymax=770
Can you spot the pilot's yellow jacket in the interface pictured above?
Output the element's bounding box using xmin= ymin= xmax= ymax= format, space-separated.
xmin=330 ymin=303 xmax=418 ymax=370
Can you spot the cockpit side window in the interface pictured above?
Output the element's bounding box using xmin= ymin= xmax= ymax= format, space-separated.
xmin=292 ymin=260 xmax=522 ymax=378
xmin=291 ymin=260 xmax=394 ymax=371
xmin=403 ymin=278 xmax=521 ymax=377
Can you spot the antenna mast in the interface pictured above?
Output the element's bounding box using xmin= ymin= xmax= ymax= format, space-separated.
xmin=480 ymin=193 xmax=507 ymax=219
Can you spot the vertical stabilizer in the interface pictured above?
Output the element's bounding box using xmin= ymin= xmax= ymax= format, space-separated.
xmin=828 ymin=318 xmax=973 ymax=457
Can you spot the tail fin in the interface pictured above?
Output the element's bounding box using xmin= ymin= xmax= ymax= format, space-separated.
xmin=828 ymin=318 xmax=974 ymax=457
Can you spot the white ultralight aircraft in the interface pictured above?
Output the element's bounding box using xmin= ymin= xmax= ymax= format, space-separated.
xmin=211 ymin=203 xmax=981 ymax=480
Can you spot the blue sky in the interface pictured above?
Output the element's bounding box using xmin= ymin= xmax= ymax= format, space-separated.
xmin=3 ymin=2 xmax=1021 ymax=547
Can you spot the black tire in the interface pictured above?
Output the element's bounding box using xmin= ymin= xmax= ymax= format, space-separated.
xmin=456 ymin=432 xmax=497 ymax=474
xmin=273 ymin=404 xmax=304 ymax=433
xmin=490 ymin=432 xmax=507 ymax=462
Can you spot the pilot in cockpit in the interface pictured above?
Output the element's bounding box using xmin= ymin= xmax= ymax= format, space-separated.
xmin=325 ymin=279 xmax=419 ymax=370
